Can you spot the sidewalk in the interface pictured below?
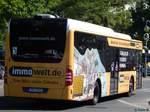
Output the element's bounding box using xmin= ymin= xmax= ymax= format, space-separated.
xmin=141 ymin=76 xmax=150 ymax=108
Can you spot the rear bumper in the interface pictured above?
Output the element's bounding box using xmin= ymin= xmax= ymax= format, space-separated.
xmin=4 ymin=86 xmax=73 ymax=101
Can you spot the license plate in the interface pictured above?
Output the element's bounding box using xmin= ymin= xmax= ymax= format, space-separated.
xmin=23 ymin=87 xmax=48 ymax=93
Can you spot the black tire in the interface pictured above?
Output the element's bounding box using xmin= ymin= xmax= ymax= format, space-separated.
xmin=90 ymin=81 xmax=100 ymax=105
xmin=127 ymin=78 xmax=134 ymax=97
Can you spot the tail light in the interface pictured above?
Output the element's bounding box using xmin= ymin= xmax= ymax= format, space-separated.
xmin=66 ymin=68 xmax=73 ymax=86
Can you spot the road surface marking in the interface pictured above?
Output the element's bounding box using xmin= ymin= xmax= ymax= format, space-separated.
xmin=117 ymin=99 xmax=148 ymax=109
xmin=142 ymin=88 xmax=150 ymax=91
xmin=138 ymin=88 xmax=150 ymax=93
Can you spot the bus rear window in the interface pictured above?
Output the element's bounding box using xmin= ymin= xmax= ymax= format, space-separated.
xmin=10 ymin=18 xmax=67 ymax=63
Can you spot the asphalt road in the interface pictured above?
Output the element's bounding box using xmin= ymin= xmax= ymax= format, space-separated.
xmin=0 ymin=78 xmax=150 ymax=112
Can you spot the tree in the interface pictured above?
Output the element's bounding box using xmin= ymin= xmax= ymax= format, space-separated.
xmin=0 ymin=0 xmax=143 ymax=46
xmin=130 ymin=0 xmax=150 ymax=47
xmin=53 ymin=0 xmax=136 ymax=33
xmin=107 ymin=7 xmax=133 ymax=33
xmin=54 ymin=0 xmax=108 ymax=25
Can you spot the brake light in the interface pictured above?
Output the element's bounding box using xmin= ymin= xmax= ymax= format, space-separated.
xmin=66 ymin=68 xmax=73 ymax=86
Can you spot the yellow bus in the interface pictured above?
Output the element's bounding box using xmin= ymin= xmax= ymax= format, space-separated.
xmin=4 ymin=15 xmax=143 ymax=105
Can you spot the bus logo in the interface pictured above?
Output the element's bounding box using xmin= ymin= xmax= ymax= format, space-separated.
xmin=10 ymin=67 xmax=64 ymax=77
xmin=10 ymin=67 xmax=33 ymax=76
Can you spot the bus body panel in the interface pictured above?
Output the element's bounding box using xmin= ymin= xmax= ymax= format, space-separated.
xmin=118 ymin=71 xmax=136 ymax=94
xmin=106 ymin=72 xmax=111 ymax=96
xmin=73 ymin=75 xmax=84 ymax=97
xmin=4 ymin=22 xmax=74 ymax=100
xmin=5 ymin=50 xmax=73 ymax=100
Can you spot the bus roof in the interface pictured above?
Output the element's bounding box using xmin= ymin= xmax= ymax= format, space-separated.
xmin=67 ymin=19 xmax=132 ymax=40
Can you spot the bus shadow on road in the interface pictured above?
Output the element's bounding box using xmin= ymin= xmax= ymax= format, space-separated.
xmin=100 ymin=93 xmax=126 ymax=103
xmin=0 ymin=94 xmax=126 ymax=110
xmin=0 ymin=96 xmax=85 ymax=110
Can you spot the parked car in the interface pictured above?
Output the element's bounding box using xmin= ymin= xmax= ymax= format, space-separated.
xmin=0 ymin=65 xmax=4 ymax=79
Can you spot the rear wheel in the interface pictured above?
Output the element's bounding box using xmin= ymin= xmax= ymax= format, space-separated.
xmin=127 ymin=78 xmax=134 ymax=97
xmin=90 ymin=81 xmax=100 ymax=105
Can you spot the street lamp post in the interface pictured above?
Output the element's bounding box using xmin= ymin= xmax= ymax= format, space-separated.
xmin=143 ymin=20 xmax=150 ymax=77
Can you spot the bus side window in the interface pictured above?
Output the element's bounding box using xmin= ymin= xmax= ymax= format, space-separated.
xmin=97 ymin=37 xmax=106 ymax=51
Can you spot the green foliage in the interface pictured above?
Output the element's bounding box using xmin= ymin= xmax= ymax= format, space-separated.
xmin=0 ymin=0 xmax=149 ymax=47
xmin=55 ymin=0 xmax=108 ymax=24
xmin=54 ymin=0 xmax=135 ymax=33
xmin=0 ymin=0 xmax=136 ymax=35
xmin=130 ymin=0 xmax=150 ymax=47
xmin=0 ymin=0 xmax=61 ymax=19
xmin=108 ymin=9 xmax=133 ymax=33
